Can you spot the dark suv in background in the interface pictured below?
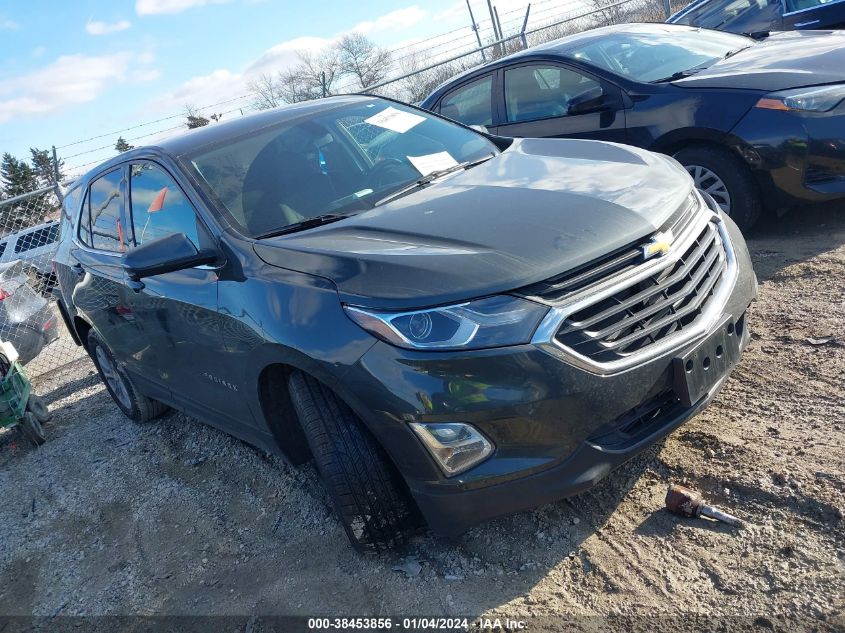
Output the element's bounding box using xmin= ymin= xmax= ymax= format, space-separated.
xmin=54 ymin=96 xmax=756 ymax=550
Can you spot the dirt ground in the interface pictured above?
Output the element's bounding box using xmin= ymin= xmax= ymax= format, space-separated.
xmin=0 ymin=205 xmax=843 ymax=629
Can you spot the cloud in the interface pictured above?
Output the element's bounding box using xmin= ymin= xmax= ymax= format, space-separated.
xmin=147 ymin=36 xmax=329 ymax=114
xmin=0 ymin=17 xmax=20 ymax=30
xmin=351 ymin=6 xmax=427 ymax=35
xmin=0 ymin=52 xmax=141 ymax=124
xmin=135 ymin=0 xmax=232 ymax=15
xmin=86 ymin=19 xmax=132 ymax=35
xmin=132 ymin=68 xmax=162 ymax=82
xmin=32 ymin=46 xmax=46 ymax=58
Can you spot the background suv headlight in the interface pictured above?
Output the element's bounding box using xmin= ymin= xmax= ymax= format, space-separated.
xmin=344 ymin=295 xmax=548 ymax=351
xmin=756 ymin=84 xmax=845 ymax=113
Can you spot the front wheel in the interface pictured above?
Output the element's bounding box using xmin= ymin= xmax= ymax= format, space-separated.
xmin=287 ymin=371 xmax=420 ymax=551
xmin=674 ymin=146 xmax=761 ymax=231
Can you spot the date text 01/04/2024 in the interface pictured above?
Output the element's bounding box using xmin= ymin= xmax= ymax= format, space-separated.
xmin=306 ymin=617 xmax=527 ymax=630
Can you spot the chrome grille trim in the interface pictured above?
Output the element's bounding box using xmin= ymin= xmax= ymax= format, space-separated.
xmin=531 ymin=196 xmax=738 ymax=376
xmin=520 ymin=192 xmax=700 ymax=303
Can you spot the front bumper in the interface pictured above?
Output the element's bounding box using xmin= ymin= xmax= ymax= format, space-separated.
xmin=341 ymin=216 xmax=757 ymax=536
xmin=730 ymin=104 xmax=845 ymax=209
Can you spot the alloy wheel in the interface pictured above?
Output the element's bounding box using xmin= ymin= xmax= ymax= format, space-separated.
xmin=685 ymin=164 xmax=731 ymax=215
xmin=95 ymin=345 xmax=132 ymax=410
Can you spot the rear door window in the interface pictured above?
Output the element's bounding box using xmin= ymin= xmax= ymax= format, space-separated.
xmin=439 ymin=75 xmax=494 ymax=127
xmin=88 ymin=168 xmax=128 ymax=252
xmin=129 ymin=163 xmax=201 ymax=247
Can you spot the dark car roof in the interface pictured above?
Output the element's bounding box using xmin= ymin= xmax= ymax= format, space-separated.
xmin=426 ymin=23 xmax=700 ymax=98
xmin=79 ymin=94 xmax=377 ymax=182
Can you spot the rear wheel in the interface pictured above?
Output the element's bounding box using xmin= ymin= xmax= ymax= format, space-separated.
xmin=287 ymin=370 xmax=419 ymax=551
xmin=674 ymin=145 xmax=761 ymax=231
xmin=88 ymin=330 xmax=168 ymax=423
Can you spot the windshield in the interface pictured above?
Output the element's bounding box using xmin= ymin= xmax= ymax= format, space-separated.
xmin=187 ymin=99 xmax=497 ymax=237
xmin=568 ymin=29 xmax=754 ymax=83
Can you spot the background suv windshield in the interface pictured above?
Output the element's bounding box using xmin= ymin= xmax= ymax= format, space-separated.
xmin=188 ymin=99 xmax=496 ymax=237
xmin=569 ymin=29 xmax=752 ymax=83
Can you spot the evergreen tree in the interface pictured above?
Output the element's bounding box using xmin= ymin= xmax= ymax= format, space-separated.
xmin=0 ymin=153 xmax=38 ymax=199
xmin=0 ymin=152 xmax=45 ymax=231
xmin=115 ymin=137 xmax=134 ymax=153
xmin=30 ymin=147 xmax=64 ymax=187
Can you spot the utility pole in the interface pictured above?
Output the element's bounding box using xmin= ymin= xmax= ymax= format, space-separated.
xmin=466 ymin=0 xmax=486 ymax=61
xmin=321 ymin=71 xmax=327 ymax=98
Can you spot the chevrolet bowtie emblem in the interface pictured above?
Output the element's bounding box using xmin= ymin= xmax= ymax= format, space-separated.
xmin=642 ymin=230 xmax=673 ymax=261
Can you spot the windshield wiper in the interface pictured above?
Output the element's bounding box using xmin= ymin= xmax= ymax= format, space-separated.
xmin=374 ymin=155 xmax=496 ymax=207
xmin=651 ymin=67 xmax=708 ymax=83
xmin=724 ymin=45 xmax=752 ymax=58
xmin=256 ymin=212 xmax=357 ymax=239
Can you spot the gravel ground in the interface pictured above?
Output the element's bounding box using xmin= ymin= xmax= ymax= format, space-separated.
xmin=0 ymin=206 xmax=843 ymax=629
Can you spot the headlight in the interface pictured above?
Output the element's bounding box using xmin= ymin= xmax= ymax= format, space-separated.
xmin=344 ymin=295 xmax=548 ymax=350
xmin=756 ymin=84 xmax=845 ymax=113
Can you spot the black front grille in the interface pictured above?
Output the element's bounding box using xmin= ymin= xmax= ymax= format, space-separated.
xmin=520 ymin=193 xmax=699 ymax=303
xmin=554 ymin=220 xmax=726 ymax=363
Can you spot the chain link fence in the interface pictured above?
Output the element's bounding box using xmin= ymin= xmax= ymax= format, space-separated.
xmin=0 ymin=188 xmax=88 ymax=378
xmin=365 ymin=0 xmax=691 ymax=102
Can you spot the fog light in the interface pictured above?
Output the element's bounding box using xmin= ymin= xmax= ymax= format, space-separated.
xmin=409 ymin=422 xmax=493 ymax=476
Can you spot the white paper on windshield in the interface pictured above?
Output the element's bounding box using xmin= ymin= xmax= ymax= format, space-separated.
xmin=407 ymin=151 xmax=459 ymax=177
xmin=365 ymin=106 xmax=425 ymax=133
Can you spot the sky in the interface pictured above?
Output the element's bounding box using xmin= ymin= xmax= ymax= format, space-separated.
xmin=0 ymin=0 xmax=573 ymax=178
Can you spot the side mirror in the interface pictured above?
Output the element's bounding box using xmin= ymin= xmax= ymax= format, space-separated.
xmin=567 ymin=86 xmax=608 ymax=116
xmin=123 ymin=233 xmax=218 ymax=282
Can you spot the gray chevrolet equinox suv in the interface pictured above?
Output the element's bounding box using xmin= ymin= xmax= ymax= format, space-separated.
xmin=53 ymin=96 xmax=757 ymax=550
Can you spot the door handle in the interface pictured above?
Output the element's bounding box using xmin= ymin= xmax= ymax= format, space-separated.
xmin=128 ymin=279 xmax=145 ymax=293
xmin=794 ymin=19 xmax=820 ymax=27
xmin=71 ymin=263 xmax=85 ymax=277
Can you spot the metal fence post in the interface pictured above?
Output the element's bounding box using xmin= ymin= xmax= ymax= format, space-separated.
xmin=520 ymin=4 xmax=532 ymax=49
xmin=466 ymin=0 xmax=487 ymax=62
xmin=51 ymin=146 xmax=64 ymax=203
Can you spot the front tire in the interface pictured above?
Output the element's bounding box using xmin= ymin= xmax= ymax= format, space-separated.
xmin=674 ymin=145 xmax=761 ymax=231
xmin=287 ymin=371 xmax=419 ymax=551
xmin=88 ymin=330 xmax=168 ymax=423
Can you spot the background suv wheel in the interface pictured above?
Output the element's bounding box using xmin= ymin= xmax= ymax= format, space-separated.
xmin=287 ymin=370 xmax=420 ymax=551
xmin=87 ymin=330 xmax=169 ymax=423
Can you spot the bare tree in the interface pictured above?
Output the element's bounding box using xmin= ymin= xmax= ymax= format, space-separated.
xmin=395 ymin=52 xmax=478 ymax=104
xmin=248 ymin=73 xmax=286 ymax=110
xmin=248 ymin=48 xmax=341 ymax=108
xmin=589 ymin=0 xmax=628 ymax=27
xmin=335 ymin=33 xmax=392 ymax=91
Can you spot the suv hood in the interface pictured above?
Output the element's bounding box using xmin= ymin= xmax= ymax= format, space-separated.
xmin=254 ymin=138 xmax=692 ymax=310
xmin=674 ymin=31 xmax=845 ymax=91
